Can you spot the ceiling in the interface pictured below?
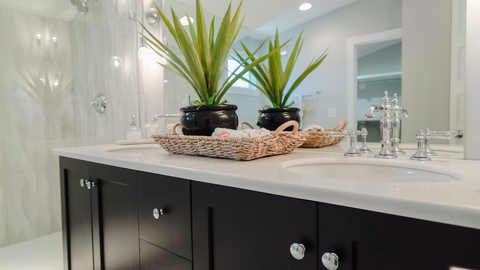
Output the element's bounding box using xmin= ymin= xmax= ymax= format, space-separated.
xmin=248 ymin=0 xmax=357 ymax=40
xmin=174 ymin=0 xmax=357 ymax=39
xmin=0 ymin=0 xmax=77 ymax=21
xmin=357 ymin=39 xmax=402 ymax=59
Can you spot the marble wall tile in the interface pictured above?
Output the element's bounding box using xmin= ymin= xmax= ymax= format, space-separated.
xmin=47 ymin=169 xmax=62 ymax=233
xmin=0 ymin=174 xmax=7 ymax=248
xmin=5 ymin=170 xmax=53 ymax=245
xmin=0 ymin=5 xmax=76 ymax=248
xmin=0 ymin=0 xmax=144 ymax=248
xmin=70 ymin=0 xmax=140 ymax=146
xmin=1 ymin=101 xmax=49 ymax=174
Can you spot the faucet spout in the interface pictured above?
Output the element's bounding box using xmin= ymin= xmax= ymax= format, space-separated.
xmin=365 ymin=105 xmax=379 ymax=118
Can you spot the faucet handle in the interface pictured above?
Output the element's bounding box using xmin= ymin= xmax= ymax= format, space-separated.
xmin=358 ymin=128 xmax=372 ymax=154
xmin=425 ymin=130 xmax=458 ymax=140
xmin=410 ymin=129 xmax=458 ymax=161
xmin=330 ymin=130 xmax=361 ymax=157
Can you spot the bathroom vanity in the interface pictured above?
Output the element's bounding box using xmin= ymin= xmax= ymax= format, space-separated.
xmin=56 ymin=145 xmax=480 ymax=270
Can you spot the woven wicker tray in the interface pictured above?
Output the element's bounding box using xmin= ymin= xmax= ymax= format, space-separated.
xmin=300 ymin=120 xmax=348 ymax=148
xmin=152 ymin=121 xmax=308 ymax=161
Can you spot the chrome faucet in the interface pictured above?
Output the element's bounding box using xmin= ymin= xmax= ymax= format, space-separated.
xmin=151 ymin=114 xmax=181 ymax=123
xmin=410 ymin=130 xmax=458 ymax=161
xmin=390 ymin=93 xmax=408 ymax=154
xmin=365 ymin=91 xmax=397 ymax=159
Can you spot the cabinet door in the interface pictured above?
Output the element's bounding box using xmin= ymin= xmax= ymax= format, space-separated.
xmin=140 ymin=240 xmax=192 ymax=270
xmin=192 ymin=182 xmax=318 ymax=270
xmin=318 ymin=203 xmax=480 ymax=270
xmin=60 ymin=157 xmax=93 ymax=270
xmin=91 ymin=163 xmax=140 ymax=270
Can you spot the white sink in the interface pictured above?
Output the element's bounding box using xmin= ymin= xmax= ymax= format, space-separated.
xmin=105 ymin=144 xmax=162 ymax=153
xmin=282 ymin=158 xmax=466 ymax=183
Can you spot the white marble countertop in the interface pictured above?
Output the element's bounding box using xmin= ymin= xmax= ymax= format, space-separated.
xmin=53 ymin=142 xmax=480 ymax=230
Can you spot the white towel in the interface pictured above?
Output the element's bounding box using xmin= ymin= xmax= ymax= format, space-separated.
xmin=212 ymin=128 xmax=271 ymax=138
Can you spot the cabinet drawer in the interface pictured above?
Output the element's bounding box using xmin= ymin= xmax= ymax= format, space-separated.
xmin=140 ymin=240 xmax=192 ymax=270
xmin=138 ymin=172 xmax=192 ymax=260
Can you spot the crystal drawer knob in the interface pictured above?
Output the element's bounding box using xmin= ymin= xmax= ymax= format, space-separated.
xmin=322 ymin=252 xmax=339 ymax=269
xmin=290 ymin=243 xmax=306 ymax=260
xmin=85 ymin=180 xmax=95 ymax=190
xmin=153 ymin=208 xmax=164 ymax=219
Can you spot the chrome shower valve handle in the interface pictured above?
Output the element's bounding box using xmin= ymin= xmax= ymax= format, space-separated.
xmin=330 ymin=130 xmax=361 ymax=157
xmin=90 ymin=93 xmax=107 ymax=113
xmin=410 ymin=129 xmax=457 ymax=161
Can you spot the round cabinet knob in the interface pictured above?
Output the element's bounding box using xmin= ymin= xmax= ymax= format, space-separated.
xmin=153 ymin=208 xmax=164 ymax=219
xmin=321 ymin=252 xmax=339 ymax=270
xmin=290 ymin=243 xmax=306 ymax=260
xmin=80 ymin=179 xmax=85 ymax=187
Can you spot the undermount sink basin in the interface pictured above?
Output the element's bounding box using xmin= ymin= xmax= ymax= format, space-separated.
xmin=282 ymin=159 xmax=466 ymax=183
xmin=105 ymin=144 xmax=162 ymax=153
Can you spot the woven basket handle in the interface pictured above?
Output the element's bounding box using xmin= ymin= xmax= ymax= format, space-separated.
xmin=333 ymin=120 xmax=348 ymax=131
xmin=239 ymin=122 xmax=254 ymax=130
xmin=273 ymin=121 xmax=299 ymax=136
xmin=172 ymin=123 xmax=181 ymax=135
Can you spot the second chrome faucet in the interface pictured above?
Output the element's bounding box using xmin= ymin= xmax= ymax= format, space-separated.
xmin=365 ymin=91 xmax=401 ymax=159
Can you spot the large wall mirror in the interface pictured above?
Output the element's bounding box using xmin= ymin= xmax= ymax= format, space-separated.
xmin=160 ymin=0 xmax=465 ymax=153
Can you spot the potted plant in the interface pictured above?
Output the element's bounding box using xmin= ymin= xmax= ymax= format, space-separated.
xmin=233 ymin=29 xmax=328 ymax=131
xmin=139 ymin=0 xmax=286 ymax=136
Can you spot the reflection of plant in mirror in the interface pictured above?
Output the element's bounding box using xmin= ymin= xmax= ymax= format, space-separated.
xmin=138 ymin=0 xmax=287 ymax=105
xmin=234 ymin=29 xmax=328 ymax=108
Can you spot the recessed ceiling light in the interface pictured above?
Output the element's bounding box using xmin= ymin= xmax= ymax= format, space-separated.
xmin=280 ymin=50 xmax=287 ymax=55
xmin=299 ymin=3 xmax=312 ymax=11
xmin=180 ymin=16 xmax=194 ymax=26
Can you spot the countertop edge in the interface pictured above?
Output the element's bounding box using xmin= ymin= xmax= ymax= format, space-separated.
xmin=53 ymin=148 xmax=480 ymax=230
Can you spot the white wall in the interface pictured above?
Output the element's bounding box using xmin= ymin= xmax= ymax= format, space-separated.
xmin=356 ymin=42 xmax=402 ymax=122
xmin=357 ymin=42 xmax=402 ymax=76
xmin=464 ymin=0 xmax=480 ymax=159
xmin=401 ymin=0 xmax=453 ymax=143
xmin=278 ymin=0 xmax=402 ymax=130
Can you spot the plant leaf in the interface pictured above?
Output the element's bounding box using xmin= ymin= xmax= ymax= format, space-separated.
xmin=216 ymin=39 xmax=289 ymax=103
xmin=171 ymin=7 xmax=209 ymax=102
xmin=207 ymin=2 xmax=232 ymax=97
xmin=195 ymin=0 xmax=211 ymax=81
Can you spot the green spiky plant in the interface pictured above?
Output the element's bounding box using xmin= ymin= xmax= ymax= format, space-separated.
xmin=233 ymin=29 xmax=328 ymax=108
xmin=138 ymin=0 xmax=287 ymax=105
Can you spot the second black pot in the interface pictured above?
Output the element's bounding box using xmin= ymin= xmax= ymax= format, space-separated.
xmin=257 ymin=107 xmax=301 ymax=131
xmin=180 ymin=104 xmax=238 ymax=136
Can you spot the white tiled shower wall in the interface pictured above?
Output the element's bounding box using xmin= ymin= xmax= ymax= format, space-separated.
xmin=0 ymin=0 xmax=141 ymax=247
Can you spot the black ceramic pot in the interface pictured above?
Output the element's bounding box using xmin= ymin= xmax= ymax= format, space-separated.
xmin=180 ymin=104 xmax=239 ymax=136
xmin=257 ymin=107 xmax=301 ymax=131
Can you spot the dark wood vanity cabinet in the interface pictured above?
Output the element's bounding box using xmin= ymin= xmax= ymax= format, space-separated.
xmin=61 ymin=157 xmax=480 ymax=270
xmin=318 ymin=203 xmax=480 ymax=270
xmin=60 ymin=158 xmax=140 ymax=270
xmin=192 ymin=182 xmax=318 ymax=270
